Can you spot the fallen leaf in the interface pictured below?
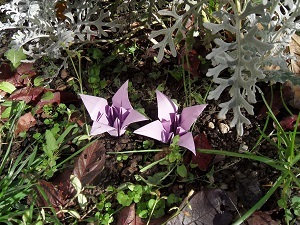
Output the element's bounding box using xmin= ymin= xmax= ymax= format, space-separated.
xmin=179 ymin=49 xmax=200 ymax=77
xmin=35 ymin=91 xmax=61 ymax=113
xmin=257 ymin=83 xmax=291 ymax=119
xmin=55 ymin=1 xmax=67 ymax=21
xmin=283 ymin=80 xmax=300 ymax=110
xmin=0 ymin=63 xmax=14 ymax=80
xmin=36 ymin=180 xmax=66 ymax=211
xmin=190 ymin=133 xmax=214 ymax=171
xmin=73 ymin=140 xmax=106 ymax=186
xmin=16 ymin=63 xmax=36 ymax=85
xmin=290 ymin=34 xmax=300 ymax=75
xmin=246 ymin=211 xmax=278 ymax=225
xmin=166 ymin=189 xmax=236 ymax=225
xmin=36 ymin=90 xmax=79 ymax=113
xmin=15 ymin=112 xmax=36 ymax=135
xmin=9 ymin=86 xmax=45 ymax=103
xmin=116 ymin=204 xmax=142 ymax=225
xmin=69 ymin=111 xmax=85 ymax=127
xmin=279 ymin=115 xmax=300 ymax=130
xmin=0 ymin=63 xmax=36 ymax=89
xmin=0 ymin=63 xmax=23 ymax=97
xmin=9 ymin=87 xmax=79 ymax=114
xmin=116 ymin=203 xmax=169 ymax=225
xmin=52 ymin=168 xmax=75 ymax=201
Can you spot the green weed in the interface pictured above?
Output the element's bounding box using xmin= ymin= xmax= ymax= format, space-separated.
xmin=0 ymin=101 xmax=37 ymax=223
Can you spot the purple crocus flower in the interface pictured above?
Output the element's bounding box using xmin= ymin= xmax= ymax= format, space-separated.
xmin=79 ymin=80 xmax=148 ymax=137
xmin=134 ymin=90 xmax=207 ymax=154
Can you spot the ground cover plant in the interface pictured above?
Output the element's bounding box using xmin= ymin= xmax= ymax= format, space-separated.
xmin=1 ymin=0 xmax=300 ymax=224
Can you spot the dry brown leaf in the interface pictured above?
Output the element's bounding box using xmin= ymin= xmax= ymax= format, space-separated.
xmin=282 ymin=80 xmax=300 ymax=110
xmin=9 ymin=86 xmax=79 ymax=114
xmin=0 ymin=63 xmax=14 ymax=80
xmin=246 ymin=211 xmax=278 ymax=225
xmin=55 ymin=1 xmax=67 ymax=21
xmin=73 ymin=140 xmax=106 ymax=186
xmin=191 ymin=133 xmax=214 ymax=171
xmin=179 ymin=49 xmax=201 ymax=77
xmin=116 ymin=204 xmax=138 ymax=225
xmin=166 ymin=189 xmax=236 ymax=225
xmin=9 ymin=86 xmax=45 ymax=103
xmin=36 ymin=180 xmax=67 ymax=211
xmin=0 ymin=63 xmax=36 ymax=89
xmin=16 ymin=63 xmax=36 ymax=85
xmin=290 ymin=34 xmax=300 ymax=75
xmin=15 ymin=112 xmax=36 ymax=135
xmin=116 ymin=203 xmax=169 ymax=225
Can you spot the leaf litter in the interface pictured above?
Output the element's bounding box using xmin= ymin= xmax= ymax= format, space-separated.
xmin=166 ymin=189 xmax=236 ymax=225
xmin=36 ymin=140 xmax=106 ymax=213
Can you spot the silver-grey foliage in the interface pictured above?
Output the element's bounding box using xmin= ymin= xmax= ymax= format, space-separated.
xmin=1 ymin=0 xmax=300 ymax=135
xmin=148 ymin=1 xmax=300 ymax=135
xmin=202 ymin=0 xmax=300 ymax=135
xmin=0 ymin=0 xmax=120 ymax=59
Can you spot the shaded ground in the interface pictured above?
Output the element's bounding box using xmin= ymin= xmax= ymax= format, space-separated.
xmin=57 ymin=53 xmax=283 ymax=223
xmin=0 ymin=26 xmax=292 ymax=224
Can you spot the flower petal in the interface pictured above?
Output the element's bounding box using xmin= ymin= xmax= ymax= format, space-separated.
xmin=90 ymin=121 xmax=116 ymax=136
xmin=178 ymin=132 xmax=196 ymax=155
xmin=156 ymin=90 xmax=178 ymax=121
xmin=112 ymin=80 xmax=132 ymax=109
xmin=161 ymin=119 xmax=172 ymax=134
xmin=108 ymin=128 xmax=126 ymax=137
xmin=106 ymin=115 xmax=124 ymax=137
xmin=134 ymin=120 xmax=167 ymax=143
xmin=79 ymin=94 xmax=108 ymax=121
xmin=122 ymin=109 xmax=148 ymax=128
xmin=180 ymin=104 xmax=207 ymax=130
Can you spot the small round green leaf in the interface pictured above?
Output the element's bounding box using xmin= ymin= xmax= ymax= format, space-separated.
xmin=177 ymin=164 xmax=187 ymax=178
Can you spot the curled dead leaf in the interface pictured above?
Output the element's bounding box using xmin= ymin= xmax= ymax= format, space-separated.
xmin=279 ymin=115 xmax=300 ymax=130
xmin=185 ymin=133 xmax=214 ymax=171
xmin=73 ymin=140 xmax=106 ymax=186
xmin=9 ymin=86 xmax=45 ymax=103
xmin=36 ymin=180 xmax=67 ymax=212
xmin=15 ymin=112 xmax=36 ymax=135
xmin=179 ymin=49 xmax=200 ymax=77
xmin=117 ymin=204 xmax=139 ymax=225
xmin=166 ymin=189 xmax=236 ymax=225
xmin=246 ymin=211 xmax=278 ymax=225
xmin=290 ymin=34 xmax=300 ymax=75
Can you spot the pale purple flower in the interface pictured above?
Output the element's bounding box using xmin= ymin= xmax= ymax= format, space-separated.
xmin=80 ymin=80 xmax=148 ymax=137
xmin=134 ymin=90 xmax=207 ymax=154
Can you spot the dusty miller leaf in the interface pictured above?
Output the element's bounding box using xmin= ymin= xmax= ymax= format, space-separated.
xmin=203 ymin=1 xmax=299 ymax=135
xmin=263 ymin=70 xmax=300 ymax=85
xmin=149 ymin=7 xmax=184 ymax=63
xmin=0 ymin=0 xmax=120 ymax=60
